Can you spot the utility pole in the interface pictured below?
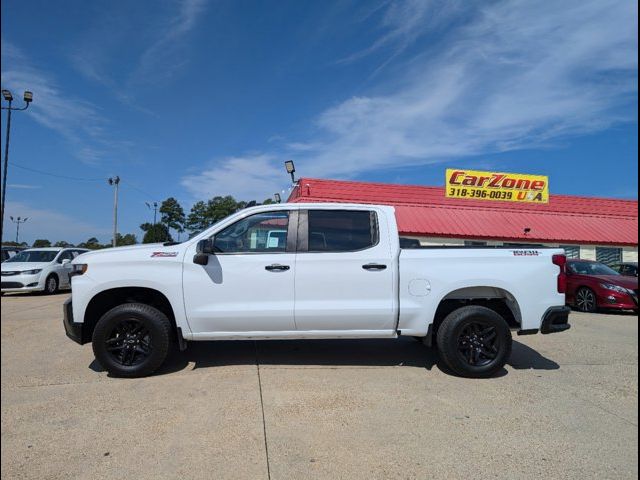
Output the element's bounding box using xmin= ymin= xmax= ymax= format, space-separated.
xmin=10 ymin=216 xmax=28 ymax=243
xmin=108 ymin=176 xmax=120 ymax=247
xmin=1 ymin=90 xmax=33 ymax=246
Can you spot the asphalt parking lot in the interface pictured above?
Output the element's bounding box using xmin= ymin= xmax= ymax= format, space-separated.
xmin=1 ymin=293 xmax=637 ymax=480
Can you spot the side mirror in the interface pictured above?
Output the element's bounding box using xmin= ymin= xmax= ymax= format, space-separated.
xmin=194 ymin=238 xmax=215 ymax=265
xmin=196 ymin=239 xmax=215 ymax=254
xmin=61 ymin=259 xmax=71 ymax=266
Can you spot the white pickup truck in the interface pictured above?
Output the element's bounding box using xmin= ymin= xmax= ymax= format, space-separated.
xmin=63 ymin=203 xmax=570 ymax=378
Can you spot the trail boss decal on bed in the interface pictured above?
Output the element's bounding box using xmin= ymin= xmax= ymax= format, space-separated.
xmin=150 ymin=252 xmax=179 ymax=258
xmin=446 ymin=169 xmax=549 ymax=203
xmin=512 ymin=250 xmax=541 ymax=256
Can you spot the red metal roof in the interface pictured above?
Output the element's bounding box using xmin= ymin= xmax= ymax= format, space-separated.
xmin=288 ymin=178 xmax=638 ymax=246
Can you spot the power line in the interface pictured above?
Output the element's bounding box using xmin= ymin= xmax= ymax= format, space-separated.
xmin=9 ymin=162 xmax=104 ymax=181
xmin=9 ymin=161 xmax=161 ymax=200
xmin=9 ymin=161 xmax=164 ymax=206
xmin=119 ymin=178 xmax=159 ymax=202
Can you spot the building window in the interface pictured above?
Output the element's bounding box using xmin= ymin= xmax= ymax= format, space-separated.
xmin=595 ymin=247 xmax=622 ymax=265
xmin=464 ymin=241 xmax=487 ymax=247
xmin=560 ymin=245 xmax=580 ymax=259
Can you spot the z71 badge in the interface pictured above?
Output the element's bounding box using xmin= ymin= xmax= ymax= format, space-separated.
xmin=151 ymin=252 xmax=179 ymax=258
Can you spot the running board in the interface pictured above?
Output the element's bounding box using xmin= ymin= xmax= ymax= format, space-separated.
xmin=186 ymin=330 xmax=398 ymax=341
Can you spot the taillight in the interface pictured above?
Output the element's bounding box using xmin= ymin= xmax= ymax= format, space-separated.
xmin=552 ymin=254 xmax=567 ymax=293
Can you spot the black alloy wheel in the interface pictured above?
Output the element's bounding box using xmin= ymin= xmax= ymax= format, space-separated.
xmin=436 ymin=305 xmax=512 ymax=378
xmin=105 ymin=318 xmax=153 ymax=367
xmin=92 ymin=303 xmax=172 ymax=378
xmin=456 ymin=322 xmax=499 ymax=367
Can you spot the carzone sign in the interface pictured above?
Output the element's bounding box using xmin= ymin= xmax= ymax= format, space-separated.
xmin=445 ymin=168 xmax=549 ymax=204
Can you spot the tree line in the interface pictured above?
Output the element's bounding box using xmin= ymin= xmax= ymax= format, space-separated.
xmin=7 ymin=195 xmax=276 ymax=249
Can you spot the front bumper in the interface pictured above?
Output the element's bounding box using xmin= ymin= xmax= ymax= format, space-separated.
xmin=596 ymin=289 xmax=638 ymax=310
xmin=63 ymin=298 xmax=86 ymax=345
xmin=1 ymin=274 xmax=43 ymax=292
xmin=540 ymin=306 xmax=571 ymax=334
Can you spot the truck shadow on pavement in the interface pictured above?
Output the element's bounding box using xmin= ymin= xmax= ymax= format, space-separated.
xmin=91 ymin=337 xmax=559 ymax=378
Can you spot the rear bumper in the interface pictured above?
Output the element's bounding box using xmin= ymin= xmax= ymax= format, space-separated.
xmin=540 ymin=306 xmax=571 ymax=334
xmin=63 ymin=298 xmax=86 ymax=345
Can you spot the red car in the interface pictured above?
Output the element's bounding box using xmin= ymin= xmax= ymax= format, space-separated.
xmin=566 ymin=260 xmax=638 ymax=313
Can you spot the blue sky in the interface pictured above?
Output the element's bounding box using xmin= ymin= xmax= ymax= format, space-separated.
xmin=1 ymin=0 xmax=638 ymax=244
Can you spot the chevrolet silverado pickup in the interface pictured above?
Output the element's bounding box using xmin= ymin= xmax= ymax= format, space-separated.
xmin=63 ymin=203 xmax=570 ymax=378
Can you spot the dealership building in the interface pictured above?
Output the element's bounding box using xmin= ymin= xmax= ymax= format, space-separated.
xmin=288 ymin=177 xmax=638 ymax=264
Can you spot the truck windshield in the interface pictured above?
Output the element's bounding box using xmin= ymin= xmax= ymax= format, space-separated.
xmin=4 ymin=250 xmax=58 ymax=263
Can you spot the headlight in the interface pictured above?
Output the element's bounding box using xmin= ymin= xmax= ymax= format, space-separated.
xmin=600 ymin=283 xmax=629 ymax=294
xmin=70 ymin=264 xmax=88 ymax=277
xmin=22 ymin=269 xmax=42 ymax=275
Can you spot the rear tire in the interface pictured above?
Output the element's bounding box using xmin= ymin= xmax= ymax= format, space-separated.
xmin=575 ymin=287 xmax=597 ymax=313
xmin=92 ymin=303 xmax=172 ymax=378
xmin=436 ymin=305 xmax=512 ymax=378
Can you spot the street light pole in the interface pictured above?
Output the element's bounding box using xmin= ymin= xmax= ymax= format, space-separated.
xmin=108 ymin=176 xmax=120 ymax=247
xmin=10 ymin=215 xmax=28 ymax=243
xmin=1 ymin=90 xmax=33 ymax=247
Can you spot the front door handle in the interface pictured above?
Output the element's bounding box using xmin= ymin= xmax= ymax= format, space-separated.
xmin=265 ymin=264 xmax=290 ymax=272
xmin=362 ymin=263 xmax=387 ymax=271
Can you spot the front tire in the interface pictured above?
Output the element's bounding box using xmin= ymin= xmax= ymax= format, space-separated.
xmin=44 ymin=274 xmax=58 ymax=294
xmin=92 ymin=303 xmax=172 ymax=378
xmin=436 ymin=305 xmax=512 ymax=378
xmin=575 ymin=287 xmax=597 ymax=313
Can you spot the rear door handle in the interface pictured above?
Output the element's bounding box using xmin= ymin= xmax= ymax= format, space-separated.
xmin=362 ymin=263 xmax=387 ymax=271
xmin=265 ymin=264 xmax=290 ymax=272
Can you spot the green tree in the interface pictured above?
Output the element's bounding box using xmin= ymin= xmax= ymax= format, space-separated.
xmin=116 ymin=233 xmax=137 ymax=246
xmin=208 ymin=195 xmax=241 ymax=222
xmin=262 ymin=198 xmax=275 ymax=205
xmin=53 ymin=241 xmax=73 ymax=247
xmin=159 ymin=197 xmax=186 ymax=236
xmin=2 ymin=241 xmax=22 ymax=246
xmin=140 ymin=223 xmax=173 ymax=244
xmin=185 ymin=201 xmax=210 ymax=233
xmin=78 ymin=237 xmax=104 ymax=249
xmin=185 ymin=196 xmax=245 ymax=234
xmin=32 ymin=239 xmax=51 ymax=248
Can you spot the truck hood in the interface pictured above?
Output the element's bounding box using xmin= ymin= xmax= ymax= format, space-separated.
xmin=1 ymin=262 xmax=49 ymax=273
xmin=74 ymin=243 xmax=185 ymax=262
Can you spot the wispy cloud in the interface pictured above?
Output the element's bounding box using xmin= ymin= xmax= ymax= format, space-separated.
xmin=7 ymin=184 xmax=41 ymax=190
xmin=5 ymin=201 xmax=109 ymax=244
xmin=68 ymin=0 xmax=208 ymax=107
xmin=184 ymin=0 xmax=637 ymax=200
xmin=181 ymin=154 xmax=285 ymax=202
xmin=338 ymin=0 xmax=464 ymax=67
xmin=129 ymin=0 xmax=208 ymax=86
xmin=1 ymin=41 xmax=112 ymax=164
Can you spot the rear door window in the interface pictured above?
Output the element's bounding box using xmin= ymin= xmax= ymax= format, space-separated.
xmin=307 ymin=210 xmax=378 ymax=252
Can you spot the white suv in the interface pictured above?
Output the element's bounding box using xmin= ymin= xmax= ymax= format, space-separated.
xmin=1 ymin=247 xmax=89 ymax=294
